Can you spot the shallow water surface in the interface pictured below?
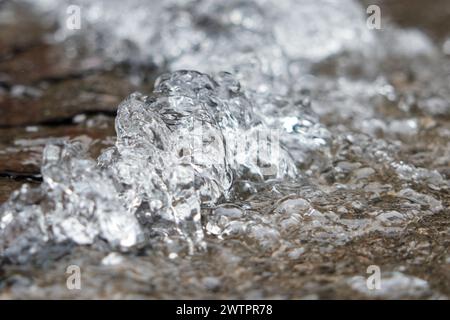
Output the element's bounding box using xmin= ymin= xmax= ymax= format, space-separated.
xmin=0 ymin=0 xmax=449 ymax=299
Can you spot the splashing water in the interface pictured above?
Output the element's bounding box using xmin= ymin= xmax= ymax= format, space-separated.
xmin=0 ymin=69 xmax=301 ymax=261
xmin=1 ymin=0 xmax=449 ymax=275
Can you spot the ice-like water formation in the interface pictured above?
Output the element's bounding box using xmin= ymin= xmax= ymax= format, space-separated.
xmin=0 ymin=139 xmax=143 ymax=263
xmin=0 ymin=70 xmax=300 ymax=261
xmin=29 ymin=0 xmax=449 ymax=152
xmin=3 ymin=0 xmax=449 ymax=268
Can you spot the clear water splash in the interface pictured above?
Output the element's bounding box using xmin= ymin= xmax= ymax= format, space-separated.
xmin=0 ymin=70 xmax=300 ymax=261
xmin=2 ymin=0 xmax=448 ymax=273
